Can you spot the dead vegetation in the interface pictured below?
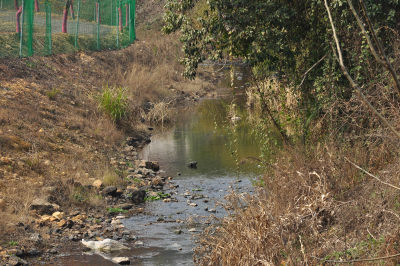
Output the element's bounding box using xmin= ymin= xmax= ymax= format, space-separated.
xmin=195 ymin=1 xmax=400 ymax=264
xmin=0 ymin=23 xmax=214 ymax=243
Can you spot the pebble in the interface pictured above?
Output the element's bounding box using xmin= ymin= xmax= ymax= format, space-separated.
xmin=112 ymin=257 xmax=130 ymax=265
xmin=134 ymin=241 xmax=144 ymax=246
xmin=188 ymin=228 xmax=197 ymax=232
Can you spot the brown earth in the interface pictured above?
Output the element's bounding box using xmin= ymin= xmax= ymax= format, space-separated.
xmin=0 ymin=23 xmax=216 ymax=264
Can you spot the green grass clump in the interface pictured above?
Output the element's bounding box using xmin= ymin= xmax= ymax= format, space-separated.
xmin=46 ymin=88 xmax=61 ymax=100
xmin=145 ymin=192 xmax=171 ymax=202
xmin=107 ymin=207 xmax=128 ymax=214
xmin=98 ymin=85 xmax=128 ymax=123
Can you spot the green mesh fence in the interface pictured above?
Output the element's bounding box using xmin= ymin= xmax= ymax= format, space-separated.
xmin=0 ymin=0 xmax=135 ymax=58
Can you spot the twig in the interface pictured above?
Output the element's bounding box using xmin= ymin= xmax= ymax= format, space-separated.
xmin=383 ymin=209 xmax=400 ymax=221
xmin=299 ymin=235 xmax=308 ymax=266
xmin=297 ymin=55 xmax=327 ymax=90
xmin=312 ymin=253 xmax=400 ymax=263
xmin=367 ymin=228 xmax=377 ymax=241
xmin=344 ymin=157 xmax=400 ymax=190
xmin=358 ymin=0 xmax=400 ymax=96
xmin=324 ymin=0 xmax=400 ymax=140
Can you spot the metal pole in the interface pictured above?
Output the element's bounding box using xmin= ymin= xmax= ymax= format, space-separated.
xmin=96 ymin=1 xmax=100 ymax=50
xmin=19 ymin=0 xmax=25 ymax=57
xmin=128 ymin=2 xmax=131 ymax=42
xmin=74 ymin=0 xmax=80 ymax=48
xmin=46 ymin=1 xmax=52 ymax=54
xmin=111 ymin=0 xmax=113 ymax=25
xmin=116 ymin=4 xmax=119 ymax=48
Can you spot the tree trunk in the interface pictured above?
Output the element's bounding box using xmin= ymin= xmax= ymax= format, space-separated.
xmin=96 ymin=2 xmax=100 ymax=23
xmin=118 ymin=7 xmax=122 ymax=32
xmin=34 ymin=0 xmax=39 ymax=12
xmin=16 ymin=6 xmax=22 ymax=33
xmin=62 ymin=0 xmax=71 ymax=33
xmin=14 ymin=0 xmax=18 ymax=10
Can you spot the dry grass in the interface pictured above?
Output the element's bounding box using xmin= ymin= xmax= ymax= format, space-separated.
xmin=195 ymin=140 xmax=400 ymax=264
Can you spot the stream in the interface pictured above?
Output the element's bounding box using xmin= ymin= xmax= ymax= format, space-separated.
xmin=52 ymin=65 xmax=267 ymax=265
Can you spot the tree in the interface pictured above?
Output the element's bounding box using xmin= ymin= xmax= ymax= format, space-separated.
xmin=62 ymin=0 xmax=74 ymax=33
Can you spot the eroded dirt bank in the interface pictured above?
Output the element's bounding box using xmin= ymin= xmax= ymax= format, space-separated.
xmin=0 ymin=34 xmax=216 ymax=265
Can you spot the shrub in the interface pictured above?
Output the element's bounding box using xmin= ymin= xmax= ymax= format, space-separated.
xmin=98 ymin=85 xmax=128 ymax=123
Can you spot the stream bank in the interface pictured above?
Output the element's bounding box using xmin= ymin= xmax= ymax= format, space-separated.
xmin=43 ymin=65 xmax=265 ymax=265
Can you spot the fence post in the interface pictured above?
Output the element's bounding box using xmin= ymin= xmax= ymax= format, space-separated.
xmin=19 ymin=0 xmax=24 ymax=56
xmin=130 ymin=0 xmax=135 ymax=42
xmin=45 ymin=0 xmax=52 ymax=54
xmin=96 ymin=0 xmax=100 ymax=50
xmin=74 ymin=0 xmax=80 ymax=48
xmin=111 ymin=0 xmax=113 ymax=25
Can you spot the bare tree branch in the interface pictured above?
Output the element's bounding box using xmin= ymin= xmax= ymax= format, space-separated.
xmin=297 ymin=55 xmax=327 ymax=90
xmin=346 ymin=0 xmax=400 ymax=95
xmin=344 ymin=157 xmax=400 ymax=191
xmin=324 ymin=0 xmax=400 ymax=139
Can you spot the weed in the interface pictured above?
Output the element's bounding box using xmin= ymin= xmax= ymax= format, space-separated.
xmin=145 ymin=192 xmax=170 ymax=202
xmin=46 ymin=88 xmax=61 ymax=100
xmin=103 ymin=169 xmax=123 ymax=186
xmin=8 ymin=241 xmax=18 ymax=246
xmin=97 ymin=85 xmax=128 ymax=123
xmin=107 ymin=207 xmax=128 ymax=214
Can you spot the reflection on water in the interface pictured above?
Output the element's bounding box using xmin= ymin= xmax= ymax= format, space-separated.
xmin=140 ymin=94 xmax=264 ymax=178
xmin=48 ymin=65 xmax=267 ymax=266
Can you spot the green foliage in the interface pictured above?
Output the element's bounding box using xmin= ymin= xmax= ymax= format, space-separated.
xmin=46 ymin=88 xmax=61 ymax=100
xmin=164 ymin=0 xmax=400 ymax=142
xmin=98 ymin=85 xmax=128 ymax=123
xmin=144 ymin=192 xmax=171 ymax=202
xmin=8 ymin=241 xmax=18 ymax=247
xmin=107 ymin=207 xmax=128 ymax=214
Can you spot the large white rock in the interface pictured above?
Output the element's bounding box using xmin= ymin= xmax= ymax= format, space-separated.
xmin=112 ymin=257 xmax=130 ymax=265
xmin=81 ymin=239 xmax=129 ymax=252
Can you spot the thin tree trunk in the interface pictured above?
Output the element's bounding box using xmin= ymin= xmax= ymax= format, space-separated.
xmin=125 ymin=3 xmax=128 ymax=26
xmin=118 ymin=7 xmax=122 ymax=31
xmin=16 ymin=6 xmax=22 ymax=33
xmin=34 ymin=0 xmax=39 ymax=12
xmin=324 ymin=0 xmax=400 ymax=140
xmin=255 ymin=83 xmax=292 ymax=145
xmin=62 ymin=0 xmax=71 ymax=33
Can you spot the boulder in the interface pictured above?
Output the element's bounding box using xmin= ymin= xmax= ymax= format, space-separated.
xmin=92 ymin=179 xmax=104 ymax=189
xmin=127 ymin=189 xmax=146 ymax=204
xmin=117 ymin=203 xmax=133 ymax=210
xmin=52 ymin=211 xmax=64 ymax=220
xmin=112 ymin=257 xmax=130 ymax=264
xmin=151 ymin=176 xmax=164 ymax=187
xmin=102 ymin=186 xmax=118 ymax=197
xmin=145 ymin=161 xmax=160 ymax=171
xmin=188 ymin=161 xmax=198 ymax=169
xmin=0 ymin=198 xmax=6 ymax=211
xmin=30 ymin=199 xmax=59 ymax=215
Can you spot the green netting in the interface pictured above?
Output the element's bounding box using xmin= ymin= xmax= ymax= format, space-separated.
xmin=0 ymin=0 xmax=136 ymax=58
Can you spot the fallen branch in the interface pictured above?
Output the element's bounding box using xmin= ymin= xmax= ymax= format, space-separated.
xmin=344 ymin=157 xmax=400 ymax=191
xmin=312 ymin=253 xmax=400 ymax=264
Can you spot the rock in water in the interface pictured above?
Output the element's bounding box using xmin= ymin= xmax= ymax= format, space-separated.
xmin=102 ymin=186 xmax=118 ymax=197
xmin=127 ymin=189 xmax=146 ymax=204
xmin=81 ymin=239 xmax=129 ymax=252
xmin=188 ymin=161 xmax=197 ymax=169
xmin=112 ymin=257 xmax=130 ymax=265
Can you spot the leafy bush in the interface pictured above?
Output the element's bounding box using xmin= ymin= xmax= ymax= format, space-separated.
xmin=98 ymin=85 xmax=128 ymax=123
